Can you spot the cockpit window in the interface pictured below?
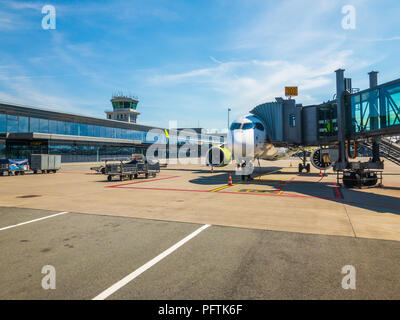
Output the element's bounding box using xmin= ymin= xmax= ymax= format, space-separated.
xmin=230 ymin=123 xmax=242 ymax=130
xmin=242 ymin=123 xmax=255 ymax=130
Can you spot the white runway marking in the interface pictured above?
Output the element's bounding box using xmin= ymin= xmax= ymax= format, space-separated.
xmin=0 ymin=211 xmax=68 ymax=231
xmin=93 ymin=224 xmax=211 ymax=300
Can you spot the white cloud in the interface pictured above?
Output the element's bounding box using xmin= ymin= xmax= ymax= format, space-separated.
xmin=0 ymin=67 xmax=91 ymax=116
xmin=362 ymin=36 xmax=400 ymax=42
xmin=147 ymin=49 xmax=358 ymax=114
xmin=1 ymin=0 xmax=42 ymax=11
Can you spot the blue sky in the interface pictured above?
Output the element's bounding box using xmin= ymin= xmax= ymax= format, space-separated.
xmin=0 ymin=0 xmax=399 ymax=130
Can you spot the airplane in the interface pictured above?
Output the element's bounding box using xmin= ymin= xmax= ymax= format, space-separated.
xmin=205 ymin=113 xmax=317 ymax=180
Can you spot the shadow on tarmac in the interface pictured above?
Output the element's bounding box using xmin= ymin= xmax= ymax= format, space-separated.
xmin=189 ymin=166 xmax=400 ymax=215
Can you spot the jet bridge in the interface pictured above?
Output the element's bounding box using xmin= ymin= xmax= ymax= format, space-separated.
xmin=250 ymin=70 xmax=400 ymax=187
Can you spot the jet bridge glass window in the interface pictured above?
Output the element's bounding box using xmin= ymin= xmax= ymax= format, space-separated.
xmin=350 ymin=81 xmax=400 ymax=133
xmin=318 ymin=104 xmax=338 ymax=138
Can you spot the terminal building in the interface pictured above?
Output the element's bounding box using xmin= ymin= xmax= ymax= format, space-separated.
xmin=0 ymin=96 xmax=225 ymax=162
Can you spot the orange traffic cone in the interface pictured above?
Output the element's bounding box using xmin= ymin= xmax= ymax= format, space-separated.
xmin=228 ymin=173 xmax=233 ymax=186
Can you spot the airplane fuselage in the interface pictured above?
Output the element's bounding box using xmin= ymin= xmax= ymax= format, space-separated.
xmin=228 ymin=114 xmax=286 ymax=163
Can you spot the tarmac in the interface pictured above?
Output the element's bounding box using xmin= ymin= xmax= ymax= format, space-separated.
xmin=0 ymin=158 xmax=399 ymax=299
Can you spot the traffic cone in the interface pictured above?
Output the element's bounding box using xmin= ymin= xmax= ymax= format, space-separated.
xmin=211 ymin=166 xmax=214 ymax=174
xmin=319 ymin=169 xmax=322 ymax=177
xmin=228 ymin=173 xmax=233 ymax=186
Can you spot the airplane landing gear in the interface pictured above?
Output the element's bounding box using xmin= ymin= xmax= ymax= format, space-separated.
xmin=298 ymin=149 xmax=311 ymax=173
xmin=237 ymin=160 xmax=254 ymax=181
xmin=298 ymin=163 xmax=310 ymax=173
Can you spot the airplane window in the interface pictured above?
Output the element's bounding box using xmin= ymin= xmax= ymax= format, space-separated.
xmin=230 ymin=123 xmax=242 ymax=130
xmin=255 ymin=123 xmax=265 ymax=131
xmin=242 ymin=123 xmax=255 ymax=130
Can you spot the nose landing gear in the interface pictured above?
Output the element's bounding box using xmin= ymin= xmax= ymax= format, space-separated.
xmin=237 ymin=160 xmax=254 ymax=181
xmin=298 ymin=163 xmax=311 ymax=173
xmin=297 ymin=148 xmax=311 ymax=173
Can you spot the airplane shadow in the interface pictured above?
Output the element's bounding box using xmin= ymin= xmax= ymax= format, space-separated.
xmin=188 ymin=167 xmax=283 ymax=185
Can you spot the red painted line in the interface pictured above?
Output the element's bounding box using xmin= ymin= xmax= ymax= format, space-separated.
xmin=113 ymin=186 xmax=211 ymax=193
xmin=274 ymin=177 xmax=296 ymax=194
xmin=108 ymin=175 xmax=180 ymax=188
xmin=334 ymin=183 xmax=343 ymax=199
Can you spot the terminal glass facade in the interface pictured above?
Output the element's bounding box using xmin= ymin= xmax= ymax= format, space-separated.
xmin=0 ymin=104 xmax=225 ymax=162
xmin=4 ymin=140 xmax=145 ymax=162
xmin=48 ymin=141 xmax=143 ymax=162
xmin=0 ymin=112 xmax=164 ymax=144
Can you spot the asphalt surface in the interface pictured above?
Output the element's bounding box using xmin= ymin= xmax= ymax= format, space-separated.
xmin=1 ymin=207 xmax=400 ymax=300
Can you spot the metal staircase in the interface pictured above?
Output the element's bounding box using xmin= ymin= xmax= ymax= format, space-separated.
xmin=361 ymin=138 xmax=400 ymax=166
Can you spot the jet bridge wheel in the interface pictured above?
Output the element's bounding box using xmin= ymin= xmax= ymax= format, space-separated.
xmin=342 ymin=171 xmax=378 ymax=188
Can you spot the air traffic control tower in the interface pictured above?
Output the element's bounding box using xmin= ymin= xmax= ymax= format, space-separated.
xmin=105 ymin=94 xmax=140 ymax=123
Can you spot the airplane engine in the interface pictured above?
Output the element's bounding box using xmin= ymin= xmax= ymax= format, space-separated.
xmin=205 ymin=146 xmax=232 ymax=167
xmin=310 ymin=148 xmax=338 ymax=170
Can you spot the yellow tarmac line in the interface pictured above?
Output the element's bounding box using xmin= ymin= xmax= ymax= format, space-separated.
xmin=209 ymin=168 xmax=284 ymax=192
xmin=209 ymin=184 xmax=237 ymax=192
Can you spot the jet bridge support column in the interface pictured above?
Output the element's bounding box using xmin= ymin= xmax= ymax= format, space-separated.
xmin=369 ymin=71 xmax=381 ymax=162
xmin=334 ymin=69 xmax=348 ymax=170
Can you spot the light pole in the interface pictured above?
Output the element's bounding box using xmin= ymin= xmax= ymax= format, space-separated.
xmin=228 ymin=108 xmax=231 ymax=130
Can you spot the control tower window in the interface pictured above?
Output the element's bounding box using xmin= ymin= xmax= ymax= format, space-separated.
xmin=289 ymin=114 xmax=296 ymax=127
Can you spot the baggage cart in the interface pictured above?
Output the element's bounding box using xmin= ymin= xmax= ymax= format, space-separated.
xmin=30 ymin=154 xmax=61 ymax=174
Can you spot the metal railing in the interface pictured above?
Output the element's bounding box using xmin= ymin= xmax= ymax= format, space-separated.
xmin=360 ymin=138 xmax=400 ymax=166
